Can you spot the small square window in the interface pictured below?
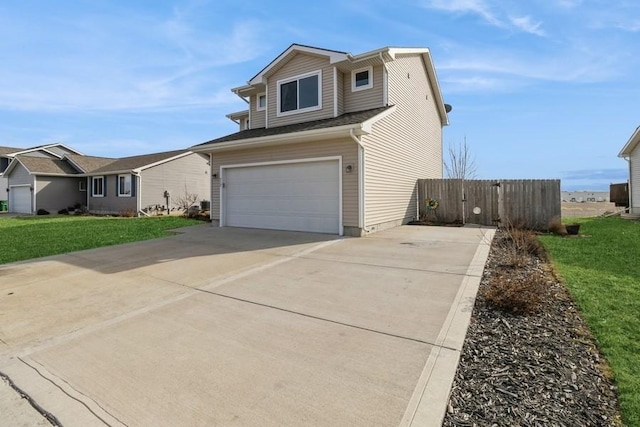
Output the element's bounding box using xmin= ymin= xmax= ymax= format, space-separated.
xmin=257 ymin=93 xmax=266 ymax=111
xmin=79 ymin=180 xmax=87 ymax=192
xmin=352 ymin=66 xmax=373 ymax=92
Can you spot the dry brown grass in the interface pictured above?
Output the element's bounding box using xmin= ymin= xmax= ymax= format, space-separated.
xmin=548 ymin=216 xmax=567 ymax=236
xmin=481 ymin=268 xmax=548 ymax=314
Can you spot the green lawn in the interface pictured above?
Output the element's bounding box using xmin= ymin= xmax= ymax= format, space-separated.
xmin=540 ymin=217 xmax=640 ymax=426
xmin=0 ymin=215 xmax=201 ymax=265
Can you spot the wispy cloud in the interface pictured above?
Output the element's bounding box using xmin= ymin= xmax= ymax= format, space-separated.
xmin=509 ymin=16 xmax=546 ymax=36
xmin=0 ymin=3 xmax=266 ymax=113
xmin=420 ymin=0 xmax=546 ymax=36
xmin=422 ymin=0 xmax=501 ymax=26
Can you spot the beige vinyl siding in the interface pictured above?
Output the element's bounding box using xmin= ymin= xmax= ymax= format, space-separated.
xmin=343 ymin=65 xmax=384 ymax=113
xmin=267 ymin=53 xmax=335 ymax=127
xmin=20 ymin=151 xmax=53 ymax=159
xmin=8 ymin=162 xmax=33 ymax=186
xmin=35 ymin=176 xmax=84 ymax=212
xmin=631 ymin=146 xmax=640 ymax=214
xmin=89 ymin=175 xmax=136 ymax=213
xmin=250 ymin=95 xmax=266 ymax=129
xmin=0 ymin=176 xmax=7 ymax=195
xmin=211 ymin=139 xmax=358 ymax=226
xmin=141 ymin=154 xmax=210 ymax=210
xmin=363 ymin=54 xmax=443 ymax=229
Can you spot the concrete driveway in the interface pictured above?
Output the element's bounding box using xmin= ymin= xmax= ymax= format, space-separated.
xmin=0 ymin=224 xmax=494 ymax=427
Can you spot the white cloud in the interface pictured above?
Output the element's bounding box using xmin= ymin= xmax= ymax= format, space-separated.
xmin=423 ymin=0 xmax=501 ymax=26
xmin=509 ymin=16 xmax=546 ymax=36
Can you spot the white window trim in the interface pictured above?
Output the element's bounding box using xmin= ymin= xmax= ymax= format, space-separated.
xmin=352 ymin=66 xmax=373 ymax=92
xmin=92 ymin=176 xmax=105 ymax=198
xmin=276 ymin=70 xmax=322 ymax=117
xmin=118 ymin=174 xmax=132 ymax=197
xmin=79 ymin=180 xmax=87 ymax=192
xmin=256 ymin=92 xmax=266 ymax=111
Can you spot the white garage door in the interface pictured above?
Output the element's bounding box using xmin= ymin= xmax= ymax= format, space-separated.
xmin=224 ymin=160 xmax=340 ymax=234
xmin=10 ymin=186 xmax=32 ymax=213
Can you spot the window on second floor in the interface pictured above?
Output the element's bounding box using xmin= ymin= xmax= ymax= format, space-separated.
xmin=352 ymin=66 xmax=373 ymax=92
xmin=257 ymin=93 xmax=266 ymax=111
xmin=118 ymin=174 xmax=132 ymax=197
xmin=277 ymin=70 xmax=321 ymax=116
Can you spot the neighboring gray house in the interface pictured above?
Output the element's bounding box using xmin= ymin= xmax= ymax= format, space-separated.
xmin=192 ymin=43 xmax=449 ymax=236
xmin=5 ymin=148 xmax=210 ymax=215
xmin=1 ymin=144 xmax=84 ymax=213
xmin=67 ymin=150 xmax=210 ymax=215
xmin=618 ymin=126 xmax=640 ymax=216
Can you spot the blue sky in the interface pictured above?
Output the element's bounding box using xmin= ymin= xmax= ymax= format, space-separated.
xmin=1 ymin=0 xmax=638 ymax=190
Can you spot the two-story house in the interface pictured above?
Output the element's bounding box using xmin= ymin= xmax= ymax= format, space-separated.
xmin=192 ymin=44 xmax=450 ymax=236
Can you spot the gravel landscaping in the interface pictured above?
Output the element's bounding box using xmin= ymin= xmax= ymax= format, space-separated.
xmin=443 ymin=229 xmax=622 ymax=426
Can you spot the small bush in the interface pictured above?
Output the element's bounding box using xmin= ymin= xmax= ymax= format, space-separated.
xmin=548 ymin=216 xmax=567 ymax=236
xmin=58 ymin=208 xmax=69 ymax=215
xmin=37 ymin=209 xmax=50 ymax=215
xmin=119 ymin=209 xmax=136 ymax=218
xmin=482 ymin=268 xmax=548 ymax=314
xmin=497 ymin=224 xmax=545 ymax=267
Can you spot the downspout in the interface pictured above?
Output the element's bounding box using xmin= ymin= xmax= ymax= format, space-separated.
xmin=86 ymin=177 xmax=90 ymax=211
xmin=350 ymin=128 xmax=366 ymax=233
xmin=624 ymin=156 xmax=632 ymax=213
xmin=380 ymin=52 xmax=389 ymax=106
xmin=133 ymin=172 xmax=144 ymax=217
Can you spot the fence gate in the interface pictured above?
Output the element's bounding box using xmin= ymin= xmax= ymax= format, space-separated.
xmin=463 ymin=180 xmax=500 ymax=226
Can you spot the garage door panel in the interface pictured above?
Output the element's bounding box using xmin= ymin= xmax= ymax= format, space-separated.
xmin=10 ymin=187 xmax=31 ymax=214
xmin=224 ymin=161 xmax=340 ymax=234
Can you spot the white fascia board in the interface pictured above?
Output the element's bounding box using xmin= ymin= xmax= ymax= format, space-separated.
xmin=250 ymin=45 xmax=348 ymax=85
xmin=192 ymin=124 xmax=370 ymax=154
xmin=136 ymin=152 xmax=193 ymax=172
xmin=226 ymin=110 xmax=249 ymax=120
xmin=361 ymin=105 xmax=397 ymax=133
xmin=3 ymin=158 xmax=29 ymax=175
xmin=619 ymin=126 xmax=640 ymax=157
xmin=62 ymin=155 xmax=87 ymax=173
xmin=419 ymin=50 xmax=449 ymax=127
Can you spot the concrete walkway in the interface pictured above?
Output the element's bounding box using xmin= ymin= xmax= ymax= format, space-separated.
xmin=0 ymin=224 xmax=494 ymax=426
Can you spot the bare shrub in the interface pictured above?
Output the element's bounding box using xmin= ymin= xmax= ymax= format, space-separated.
xmin=481 ymin=268 xmax=548 ymax=314
xmin=174 ymin=185 xmax=199 ymax=213
xmin=119 ymin=209 xmax=136 ymax=217
xmin=548 ymin=216 xmax=567 ymax=236
xmin=498 ymin=224 xmax=545 ymax=267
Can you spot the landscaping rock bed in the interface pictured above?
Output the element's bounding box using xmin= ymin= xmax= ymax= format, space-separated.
xmin=443 ymin=230 xmax=621 ymax=426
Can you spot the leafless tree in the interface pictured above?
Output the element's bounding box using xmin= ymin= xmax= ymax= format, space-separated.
xmin=174 ymin=185 xmax=199 ymax=213
xmin=444 ymin=137 xmax=477 ymax=180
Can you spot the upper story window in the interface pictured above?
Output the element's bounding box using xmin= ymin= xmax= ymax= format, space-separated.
xmin=352 ymin=66 xmax=373 ymax=92
xmin=257 ymin=93 xmax=266 ymax=111
xmin=118 ymin=174 xmax=132 ymax=197
xmin=277 ymin=70 xmax=321 ymax=116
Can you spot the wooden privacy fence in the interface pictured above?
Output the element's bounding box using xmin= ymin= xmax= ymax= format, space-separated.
xmin=417 ymin=179 xmax=561 ymax=230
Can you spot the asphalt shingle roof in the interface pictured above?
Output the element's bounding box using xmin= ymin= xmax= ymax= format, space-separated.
xmin=16 ymin=156 xmax=81 ymax=175
xmin=89 ymin=149 xmax=188 ymax=173
xmin=65 ymin=154 xmax=117 ymax=173
xmin=195 ymin=106 xmax=393 ymax=146
xmin=0 ymin=146 xmax=26 ymax=156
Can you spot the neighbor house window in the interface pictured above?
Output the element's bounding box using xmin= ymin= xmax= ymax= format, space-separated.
xmin=118 ymin=174 xmax=132 ymax=197
xmin=352 ymin=66 xmax=373 ymax=92
xmin=92 ymin=176 xmax=104 ymax=197
xmin=277 ymin=70 xmax=321 ymax=116
xmin=79 ymin=180 xmax=87 ymax=192
xmin=256 ymin=93 xmax=266 ymax=111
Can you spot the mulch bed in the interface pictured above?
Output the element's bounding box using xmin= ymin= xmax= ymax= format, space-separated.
xmin=442 ymin=230 xmax=622 ymax=426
